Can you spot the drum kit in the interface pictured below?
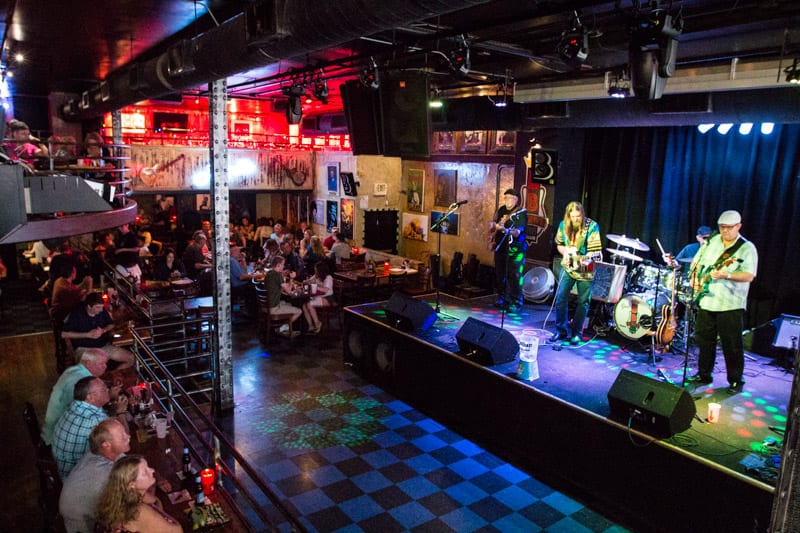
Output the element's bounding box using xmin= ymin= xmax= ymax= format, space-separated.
xmin=603 ymin=234 xmax=695 ymax=346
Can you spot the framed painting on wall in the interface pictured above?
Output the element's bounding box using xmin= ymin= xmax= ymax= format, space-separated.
xmin=326 ymin=200 xmax=338 ymax=233
xmin=431 ymin=131 xmax=456 ymax=153
xmin=491 ymin=130 xmax=517 ymax=153
xmin=340 ymin=198 xmax=355 ymax=239
xmin=430 ymin=211 xmax=460 ymax=235
xmin=402 ymin=212 xmax=429 ymax=242
xmin=406 ymin=169 xmax=424 ymax=212
xmin=312 ymin=200 xmax=325 ymax=225
xmin=327 ymin=164 xmax=339 ymax=194
xmin=433 ymin=168 xmax=457 ymax=207
xmin=458 ymin=130 xmax=487 ymax=153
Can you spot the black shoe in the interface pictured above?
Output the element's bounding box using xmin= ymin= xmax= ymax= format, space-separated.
xmin=569 ymin=335 xmax=581 ymax=345
xmin=727 ymin=381 xmax=744 ymax=394
xmin=686 ymin=374 xmax=712 ymax=385
xmin=550 ymin=331 xmax=567 ymax=342
xmin=507 ymin=303 xmax=521 ymax=312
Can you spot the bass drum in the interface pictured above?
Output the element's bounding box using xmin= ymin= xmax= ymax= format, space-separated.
xmin=613 ymin=292 xmax=670 ymax=340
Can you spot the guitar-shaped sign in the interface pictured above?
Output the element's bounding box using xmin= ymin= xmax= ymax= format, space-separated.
xmin=139 ymin=154 xmax=186 ymax=187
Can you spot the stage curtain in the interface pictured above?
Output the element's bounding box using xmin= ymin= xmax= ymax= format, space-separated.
xmin=582 ymin=124 xmax=800 ymax=320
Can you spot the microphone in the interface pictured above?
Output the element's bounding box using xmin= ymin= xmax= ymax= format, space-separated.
xmin=450 ymin=200 xmax=468 ymax=207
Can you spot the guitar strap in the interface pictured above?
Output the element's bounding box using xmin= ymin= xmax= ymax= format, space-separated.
xmin=709 ymin=236 xmax=746 ymax=270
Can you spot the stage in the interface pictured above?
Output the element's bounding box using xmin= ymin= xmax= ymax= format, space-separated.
xmin=342 ymin=293 xmax=789 ymax=532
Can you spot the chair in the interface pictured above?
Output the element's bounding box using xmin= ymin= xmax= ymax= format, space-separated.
xmin=22 ymin=402 xmax=65 ymax=532
xmin=254 ymin=285 xmax=295 ymax=344
xmin=379 ymin=271 xmax=406 ymax=299
xmin=51 ymin=318 xmax=74 ymax=373
xmin=342 ymin=273 xmax=376 ymax=306
xmin=316 ymin=280 xmax=343 ymax=333
xmin=401 ymin=266 xmax=433 ymax=296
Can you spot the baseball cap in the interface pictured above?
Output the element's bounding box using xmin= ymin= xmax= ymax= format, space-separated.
xmin=717 ymin=210 xmax=741 ymax=225
xmin=503 ymin=188 xmax=520 ymax=198
xmin=696 ymin=225 xmax=712 ymax=237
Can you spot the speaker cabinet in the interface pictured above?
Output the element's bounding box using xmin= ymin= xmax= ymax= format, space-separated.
xmin=379 ymin=75 xmax=430 ymax=157
xmin=456 ymin=317 xmax=519 ymax=366
xmin=340 ymin=80 xmax=382 ymax=155
xmin=607 ymin=369 xmax=696 ymax=437
xmin=385 ymin=292 xmax=437 ymax=332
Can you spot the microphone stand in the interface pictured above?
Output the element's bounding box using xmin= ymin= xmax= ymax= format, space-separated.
xmin=430 ymin=203 xmax=462 ymax=320
xmin=494 ymin=227 xmax=513 ymax=329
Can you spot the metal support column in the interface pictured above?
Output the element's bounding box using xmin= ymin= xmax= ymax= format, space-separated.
xmin=209 ymin=78 xmax=234 ymax=412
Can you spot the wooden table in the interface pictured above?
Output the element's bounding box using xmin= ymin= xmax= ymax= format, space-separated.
xmin=129 ymin=413 xmax=248 ymax=531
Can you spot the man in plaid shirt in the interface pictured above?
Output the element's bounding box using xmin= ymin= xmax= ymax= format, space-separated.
xmin=52 ymin=376 xmax=128 ymax=478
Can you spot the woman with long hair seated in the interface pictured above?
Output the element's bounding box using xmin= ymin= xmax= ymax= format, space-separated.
xmin=95 ymin=455 xmax=182 ymax=533
xmin=153 ymin=248 xmax=187 ymax=281
xmin=302 ymin=261 xmax=334 ymax=335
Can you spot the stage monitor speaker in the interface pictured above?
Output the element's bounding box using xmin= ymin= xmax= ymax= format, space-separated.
xmin=379 ymin=75 xmax=430 ymax=157
xmin=384 ymin=292 xmax=437 ymax=332
xmin=340 ymin=80 xmax=382 ymax=155
xmin=456 ymin=317 xmax=519 ymax=366
xmin=607 ymin=369 xmax=696 ymax=437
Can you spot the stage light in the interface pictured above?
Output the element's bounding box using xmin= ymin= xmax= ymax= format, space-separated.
xmin=607 ymin=70 xmax=630 ymax=98
xmin=784 ymin=58 xmax=800 ymax=84
xmin=428 ymin=98 xmax=443 ymax=109
xmin=556 ymin=11 xmax=589 ymax=64
xmin=697 ymin=124 xmax=714 ymax=134
xmin=304 ymin=93 xmax=312 ymax=104
xmin=738 ymin=123 xmax=753 ymax=135
xmin=449 ymin=35 xmax=471 ymax=74
xmin=312 ymin=79 xmax=328 ymax=104
xmin=360 ymin=66 xmax=379 ymax=90
xmin=761 ymin=122 xmax=774 ymax=135
xmin=716 ymin=123 xmax=733 ymax=135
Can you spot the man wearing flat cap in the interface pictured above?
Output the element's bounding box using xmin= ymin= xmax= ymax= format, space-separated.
xmin=488 ymin=188 xmax=527 ymax=311
xmin=686 ymin=210 xmax=758 ymax=394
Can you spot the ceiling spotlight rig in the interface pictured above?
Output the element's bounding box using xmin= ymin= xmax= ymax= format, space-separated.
xmin=360 ymin=57 xmax=380 ymax=89
xmin=628 ymin=3 xmax=684 ymax=100
xmin=449 ymin=35 xmax=471 ymax=75
xmin=557 ymin=11 xmax=589 ymax=65
xmin=607 ymin=69 xmax=631 ymax=98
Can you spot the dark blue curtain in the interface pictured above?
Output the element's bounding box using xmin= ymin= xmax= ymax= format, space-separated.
xmin=582 ymin=124 xmax=800 ymax=320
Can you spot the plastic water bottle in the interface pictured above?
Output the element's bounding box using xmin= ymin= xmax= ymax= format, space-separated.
xmin=517 ymin=329 xmax=540 ymax=381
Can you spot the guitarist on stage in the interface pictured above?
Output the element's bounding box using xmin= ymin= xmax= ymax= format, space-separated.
xmin=551 ymin=201 xmax=602 ymax=345
xmin=686 ymin=210 xmax=757 ymax=395
xmin=489 ymin=188 xmax=527 ymax=311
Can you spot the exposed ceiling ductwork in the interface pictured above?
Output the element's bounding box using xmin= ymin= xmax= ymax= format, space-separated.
xmin=60 ymin=0 xmax=490 ymax=119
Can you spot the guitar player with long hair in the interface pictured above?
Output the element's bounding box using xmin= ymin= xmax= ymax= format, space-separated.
xmin=686 ymin=210 xmax=758 ymax=395
xmin=551 ymin=201 xmax=603 ymax=345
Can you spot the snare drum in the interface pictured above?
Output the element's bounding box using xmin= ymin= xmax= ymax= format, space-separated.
xmin=613 ymin=292 xmax=670 ymax=340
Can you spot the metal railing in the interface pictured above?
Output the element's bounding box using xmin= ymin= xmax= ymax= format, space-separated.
xmin=130 ymin=327 xmax=308 ymax=533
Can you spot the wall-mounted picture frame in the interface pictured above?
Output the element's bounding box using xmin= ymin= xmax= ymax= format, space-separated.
xmin=491 ymin=130 xmax=517 ymax=153
xmin=431 ymin=131 xmax=456 ymax=153
xmin=311 ymin=200 xmax=325 ymax=226
xmin=434 ymin=168 xmax=457 ymax=207
xmin=326 ymin=200 xmax=338 ymax=233
xmin=402 ymin=212 xmax=429 ymax=242
xmin=430 ymin=210 xmax=460 ymax=235
xmin=458 ymin=130 xmax=487 ymax=153
xmin=340 ymin=171 xmax=357 ymax=196
xmin=340 ymin=198 xmax=355 ymax=239
xmin=406 ymin=169 xmax=425 ymax=212
xmin=327 ymin=164 xmax=339 ymax=194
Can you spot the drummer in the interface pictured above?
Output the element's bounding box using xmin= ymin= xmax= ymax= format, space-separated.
xmin=668 ymin=225 xmax=712 ymax=267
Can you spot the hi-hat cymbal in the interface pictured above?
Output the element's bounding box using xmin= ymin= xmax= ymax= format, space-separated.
xmin=606 ymin=248 xmax=643 ymax=262
xmin=606 ymin=234 xmax=650 ymax=252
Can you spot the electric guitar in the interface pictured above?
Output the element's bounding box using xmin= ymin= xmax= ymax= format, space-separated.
xmin=562 ymin=251 xmax=602 ymax=281
xmin=139 ymin=154 xmax=185 ymax=186
xmin=691 ymin=257 xmax=743 ymax=304
xmin=655 ymin=263 xmax=678 ymax=346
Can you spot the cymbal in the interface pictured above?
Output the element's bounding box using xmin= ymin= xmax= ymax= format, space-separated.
xmin=606 ymin=248 xmax=643 ymax=262
xmin=606 ymin=234 xmax=650 ymax=252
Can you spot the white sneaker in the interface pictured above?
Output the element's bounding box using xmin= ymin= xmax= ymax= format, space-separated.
xmin=278 ymin=324 xmax=290 ymax=334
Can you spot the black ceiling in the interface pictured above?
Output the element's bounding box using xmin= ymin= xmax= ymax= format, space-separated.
xmin=2 ymin=0 xmax=800 ymax=118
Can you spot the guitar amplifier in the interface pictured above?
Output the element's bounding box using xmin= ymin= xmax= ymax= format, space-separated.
xmin=561 ymin=261 xmax=627 ymax=303
xmin=773 ymin=314 xmax=800 ymax=350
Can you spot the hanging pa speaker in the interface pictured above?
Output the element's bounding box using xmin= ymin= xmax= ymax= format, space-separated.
xmin=456 ymin=317 xmax=519 ymax=366
xmin=379 ymin=75 xmax=430 ymax=157
xmin=384 ymin=292 xmax=437 ymax=332
xmin=607 ymin=369 xmax=696 ymax=437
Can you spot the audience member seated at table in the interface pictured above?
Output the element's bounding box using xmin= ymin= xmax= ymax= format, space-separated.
xmin=49 ymin=134 xmax=77 ymax=163
xmin=262 ymin=238 xmax=280 ymax=266
xmin=270 ymin=222 xmax=288 ymax=244
xmin=62 ymin=292 xmax=135 ymax=369
xmin=114 ymin=223 xmax=142 ymax=283
xmin=230 ymin=245 xmax=257 ymax=315
xmin=280 ymin=239 xmax=303 ymax=277
xmin=50 ymin=260 xmax=94 ymax=323
xmin=95 ymin=455 xmax=182 ymax=533
xmin=154 ymin=248 xmax=186 ymax=281
xmin=59 ymin=418 xmax=131 ymax=533
xmin=3 ymin=119 xmax=49 ymax=168
xmin=298 ymin=228 xmax=313 ymax=258
xmin=302 ymin=261 xmax=334 ymax=335
xmin=253 ymin=217 xmax=273 ymax=246
xmin=303 ymin=235 xmax=326 ymax=275
xmin=328 ymin=231 xmax=352 ymax=265
xmin=42 ymin=348 xmax=110 ymax=446
xmin=53 ymin=376 xmax=128 ymax=479
xmin=183 ymin=230 xmax=213 ymax=280
xmin=264 ymin=256 xmax=302 ymax=334
xmin=323 ymin=226 xmax=338 ymax=251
